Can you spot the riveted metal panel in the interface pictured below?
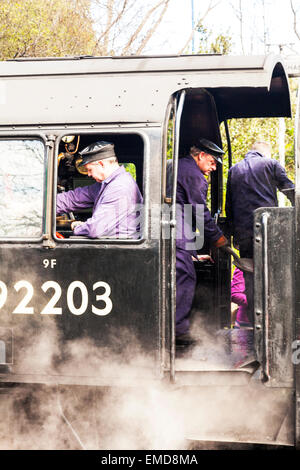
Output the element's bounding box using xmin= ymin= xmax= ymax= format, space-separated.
xmin=0 ymin=126 xmax=163 ymax=387
xmin=294 ymin=192 xmax=300 ymax=448
xmin=254 ymin=207 xmax=294 ymax=387
xmin=0 ymin=54 xmax=290 ymax=126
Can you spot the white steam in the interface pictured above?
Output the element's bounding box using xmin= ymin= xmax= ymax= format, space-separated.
xmin=0 ymin=317 xmax=293 ymax=450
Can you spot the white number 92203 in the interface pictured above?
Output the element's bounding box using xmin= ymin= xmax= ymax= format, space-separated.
xmin=0 ymin=280 xmax=112 ymax=316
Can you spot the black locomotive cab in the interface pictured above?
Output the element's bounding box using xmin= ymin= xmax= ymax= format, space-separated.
xmin=55 ymin=132 xmax=145 ymax=239
xmin=0 ymin=54 xmax=298 ymax=449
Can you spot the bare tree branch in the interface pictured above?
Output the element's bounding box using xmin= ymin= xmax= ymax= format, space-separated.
xmin=178 ymin=0 xmax=221 ymax=54
xmin=229 ymin=0 xmax=245 ymax=53
xmin=290 ymin=0 xmax=300 ymax=42
xmin=93 ymin=0 xmax=170 ymax=56
xmin=93 ymin=0 xmax=129 ymax=55
xmin=260 ymin=0 xmax=267 ymax=53
xmin=103 ymin=0 xmax=114 ymax=54
xmin=135 ymin=0 xmax=170 ymax=55
xmin=238 ymin=0 xmax=245 ymax=54
xmin=121 ymin=0 xmax=169 ymax=54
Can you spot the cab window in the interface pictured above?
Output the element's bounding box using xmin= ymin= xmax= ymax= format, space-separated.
xmin=0 ymin=138 xmax=45 ymax=238
xmin=55 ymin=133 xmax=144 ymax=240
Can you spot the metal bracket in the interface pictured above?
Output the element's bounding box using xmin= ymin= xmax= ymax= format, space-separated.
xmin=45 ymin=134 xmax=56 ymax=149
xmin=261 ymin=211 xmax=270 ymax=382
xmin=42 ymin=234 xmax=56 ymax=249
xmin=43 ymin=135 xmax=57 ymax=249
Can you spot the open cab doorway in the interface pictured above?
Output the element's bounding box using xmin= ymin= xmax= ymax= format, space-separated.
xmin=163 ymin=58 xmax=296 ymax=447
xmin=0 ymin=53 xmax=296 ymax=448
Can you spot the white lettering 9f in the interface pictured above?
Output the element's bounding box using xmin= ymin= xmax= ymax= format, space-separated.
xmin=43 ymin=259 xmax=57 ymax=269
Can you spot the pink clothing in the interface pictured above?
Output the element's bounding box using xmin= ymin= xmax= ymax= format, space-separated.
xmin=231 ymin=267 xmax=249 ymax=326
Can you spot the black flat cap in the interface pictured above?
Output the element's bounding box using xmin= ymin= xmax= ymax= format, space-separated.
xmin=197 ymin=138 xmax=224 ymax=164
xmin=78 ymin=141 xmax=116 ymax=166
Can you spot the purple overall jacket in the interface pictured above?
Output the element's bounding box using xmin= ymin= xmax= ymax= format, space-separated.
xmin=231 ymin=267 xmax=249 ymax=326
xmin=226 ymin=151 xmax=294 ymax=245
xmin=57 ymin=166 xmax=143 ymax=238
xmin=176 ymin=154 xmax=223 ymax=255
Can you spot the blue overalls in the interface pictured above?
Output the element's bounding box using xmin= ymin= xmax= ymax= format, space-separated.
xmin=175 ymin=155 xmax=223 ymax=335
xmin=225 ymin=150 xmax=294 ymax=323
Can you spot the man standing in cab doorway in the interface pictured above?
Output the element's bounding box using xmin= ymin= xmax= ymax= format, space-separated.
xmin=225 ymin=140 xmax=295 ymax=326
xmin=175 ymin=138 xmax=228 ymax=350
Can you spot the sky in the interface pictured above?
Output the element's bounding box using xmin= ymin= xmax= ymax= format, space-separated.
xmin=145 ymin=0 xmax=300 ymax=57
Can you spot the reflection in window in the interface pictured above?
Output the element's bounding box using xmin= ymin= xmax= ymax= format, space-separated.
xmin=166 ymin=110 xmax=175 ymax=199
xmin=123 ymin=163 xmax=136 ymax=180
xmin=0 ymin=139 xmax=45 ymax=238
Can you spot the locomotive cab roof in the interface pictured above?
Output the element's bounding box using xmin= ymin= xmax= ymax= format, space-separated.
xmin=0 ymin=54 xmax=291 ymax=130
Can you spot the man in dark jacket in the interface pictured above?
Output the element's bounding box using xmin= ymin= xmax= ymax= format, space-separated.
xmin=225 ymin=140 xmax=294 ymax=324
xmin=175 ymin=138 xmax=228 ymax=347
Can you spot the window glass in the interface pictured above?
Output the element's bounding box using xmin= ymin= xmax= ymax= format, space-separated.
xmin=56 ymin=134 xmax=143 ymax=240
xmin=0 ymin=139 xmax=45 ymax=238
xmin=123 ymin=163 xmax=136 ymax=180
xmin=166 ymin=110 xmax=175 ymax=199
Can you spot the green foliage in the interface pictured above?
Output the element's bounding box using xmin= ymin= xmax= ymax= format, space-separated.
xmin=0 ymin=0 xmax=97 ymax=59
xmin=195 ymin=24 xmax=297 ymax=213
xmin=220 ymin=77 xmax=297 ymax=215
xmin=197 ymin=23 xmax=232 ymax=55
xmin=123 ymin=163 xmax=136 ymax=180
xmin=167 ymin=116 xmax=175 ymax=159
xmin=220 ymin=76 xmax=297 ymax=187
xmin=210 ymin=34 xmax=233 ymax=55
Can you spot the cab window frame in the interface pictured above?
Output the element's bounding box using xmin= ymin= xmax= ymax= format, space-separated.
xmin=0 ymin=134 xmax=47 ymax=243
xmin=53 ymin=129 xmax=148 ymax=245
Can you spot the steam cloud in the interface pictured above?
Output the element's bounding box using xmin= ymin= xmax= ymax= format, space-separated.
xmin=0 ymin=315 xmax=293 ymax=450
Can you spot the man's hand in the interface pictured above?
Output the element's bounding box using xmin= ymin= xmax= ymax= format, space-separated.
xmin=192 ymin=254 xmax=214 ymax=263
xmin=71 ymin=221 xmax=84 ymax=231
xmin=213 ymin=235 xmax=229 ymax=248
xmin=211 ymin=235 xmax=229 ymax=261
xmin=281 ymin=187 xmax=295 ymax=206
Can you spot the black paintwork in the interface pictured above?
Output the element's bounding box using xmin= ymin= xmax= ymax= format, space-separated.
xmin=0 ymin=243 xmax=160 ymax=378
xmin=254 ymin=207 xmax=294 ymax=388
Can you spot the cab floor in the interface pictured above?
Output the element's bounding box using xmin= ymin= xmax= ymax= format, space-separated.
xmin=175 ymin=328 xmax=256 ymax=372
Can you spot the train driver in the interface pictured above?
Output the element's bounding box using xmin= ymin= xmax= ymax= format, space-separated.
xmin=56 ymin=141 xmax=143 ymax=239
xmin=175 ymin=138 xmax=228 ymax=349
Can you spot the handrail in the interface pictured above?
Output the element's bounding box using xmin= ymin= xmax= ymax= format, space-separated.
xmin=261 ymin=211 xmax=270 ymax=381
xmin=170 ymin=90 xmax=186 ymax=384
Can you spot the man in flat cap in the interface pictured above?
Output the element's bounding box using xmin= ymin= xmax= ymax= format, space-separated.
xmin=56 ymin=141 xmax=143 ymax=238
xmin=226 ymin=140 xmax=294 ymax=326
xmin=175 ymin=138 xmax=228 ymax=349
